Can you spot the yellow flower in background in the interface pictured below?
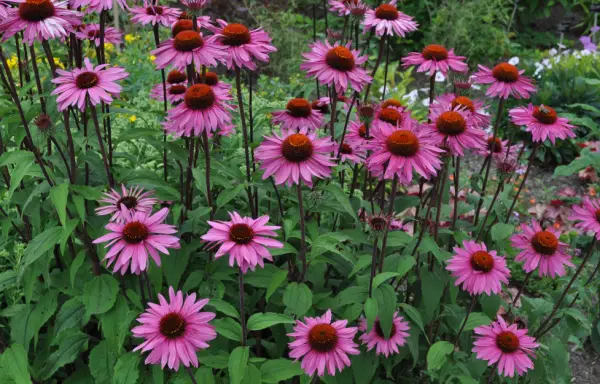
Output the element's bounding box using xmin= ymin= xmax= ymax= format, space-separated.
xmin=149 ymin=55 xmax=156 ymax=62
xmin=104 ymin=42 xmax=114 ymax=52
xmin=125 ymin=34 xmax=138 ymax=43
xmin=7 ymin=55 xmax=18 ymax=70
xmin=53 ymin=57 xmax=65 ymax=69
xmin=129 ymin=115 xmax=137 ymax=123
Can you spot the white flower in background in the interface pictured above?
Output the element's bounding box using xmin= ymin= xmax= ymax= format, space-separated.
xmin=421 ymin=98 xmax=430 ymax=107
xmin=403 ymin=89 xmax=419 ymax=104
xmin=574 ymin=52 xmax=582 ymax=59
xmin=581 ymin=49 xmax=592 ymax=56
xmin=549 ymin=48 xmax=558 ymax=56
xmin=471 ymin=83 xmax=481 ymax=90
xmin=508 ymin=56 xmax=520 ymax=65
xmin=558 ymin=43 xmax=566 ymax=49
xmin=435 ymin=72 xmax=445 ymax=82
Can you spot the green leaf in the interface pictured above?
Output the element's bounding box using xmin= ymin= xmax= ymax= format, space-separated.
xmin=490 ymin=223 xmax=514 ymax=242
xmin=373 ymin=284 xmax=396 ymax=339
xmin=323 ymin=184 xmax=359 ymax=223
xmin=1 ymin=344 xmax=31 ymax=384
xmin=350 ymin=353 xmax=378 ymax=384
xmin=426 ymin=341 xmax=454 ymax=371
xmin=21 ymin=226 xmax=63 ymax=272
xmin=0 ymin=150 xmax=34 ymax=167
xmin=247 ymin=313 xmax=295 ymax=331
xmin=266 ymin=269 xmax=288 ymax=303
xmin=89 ymin=341 xmax=117 ymax=384
xmin=384 ymin=231 xmax=412 ymax=248
xmin=283 ymin=283 xmax=312 ymax=317
xmin=241 ymin=364 xmax=261 ymax=384
xmin=364 ymin=297 xmax=378 ymax=332
xmin=372 ymin=272 xmax=401 ymax=290
xmin=113 ymin=352 xmax=140 ymax=384
xmin=49 ymin=184 xmax=69 ymax=227
xmin=69 ymin=251 xmax=86 ymax=288
xmin=228 ymin=346 xmax=250 ymax=384
xmin=214 ymin=318 xmax=242 ymax=342
xmin=40 ymin=332 xmax=88 ymax=380
xmin=54 ymin=298 xmax=86 ymax=342
xmin=399 ymin=303 xmax=426 ymax=335
xmin=208 ymin=299 xmax=240 ymax=319
xmin=216 ymin=184 xmax=246 ymax=208
xmin=82 ymin=275 xmax=119 ymax=315
xmin=194 ymin=367 xmax=215 ymax=384
xmin=11 ymin=290 xmax=58 ymax=352
xmin=0 ymin=270 xmax=17 ymax=291
xmin=100 ymin=296 xmax=136 ymax=355
xmin=260 ymin=359 xmax=303 ymax=383
xmin=463 ymin=312 xmax=492 ymax=332
xmin=422 ymin=271 xmax=444 ymax=323
xmin=396 ymin=255 xmax=416 ymax=277
xmin=200 ymin=354 xmax=229 ymax=369
xmin=8 ymin=162 xmax=34 ymax=199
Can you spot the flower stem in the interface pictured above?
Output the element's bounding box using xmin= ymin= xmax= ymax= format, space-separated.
xmin=505 ymin=144 xmax=539 ymax=223
xmin=474 ymin=98 xmax=505 ymax=226
xmin=475 ymin=179 xmax=504 ymax=242
xmin=368 ymin=236 xmax=379 ymax=297
xmin=329 ymin=87 xmax=338 ymax=138
xmin=202 ymin=131 xmax=215 ymax=220
xmin=506 ymin=271 xmax=532 ymax=317
xmin=234 ymin=67 xmax=256 ymax=218
xmin=89 ymin=102 xmax=114 ymax=188
xmin=239 ymin=268 xmax=247 ymax=346
xmin=381 ymin=37 xmax=391 ymax=100
xmin=534 ymin=238 xmax=597 ymax=338
xmin=297 ymin=181 xmax=308 ymax=281
xmin=453 ymin=295 xmax=477 ymax=348
xmin=363 ymin=36 xmax=386 ymax=102
xmin=153 ymin=24 xmax=169 ymax=182
xmin=335 ymin=93 xmax=358 ymax=160
xmin=378 ymin=174 xmax=399 ymax=273
xmin=449 ymin=156 xmax=461 ymax=249
xmin=185 ymin=366 xmax=198 ymax=384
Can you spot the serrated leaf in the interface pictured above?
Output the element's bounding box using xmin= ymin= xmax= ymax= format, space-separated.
xmin=490 ymin=223 xmax=514 ymax=242
xmin=283 ymin=283 xmax=312 ymax=317
xmin=266 ymin=269 xmax=288 ymax=303
xmin=113 ymin=352 xmax=140 ymax=384
xmin=426 ymin=341 xmax=454 ymax=371
xmin=372 ymin=272 xmax=401 ymax=290
xmin=50 ymin=184 xmax=69 ymax=227
xmin=89 ymin=341 xmax=116 ymax=384
xmin=54 ymin=298 xmax=86 ymax=341
xmin=216 ymin=184 xmax=245 ymax=208
xmin=260 ymin=359 xmax=303 ymax=383
xmin=208 ymin=299 xmax=240 ymax=319
xmin=214 ymin=318 xmax=242 ymax=342
xmin=40 ymin=332 xmax=88 ymax=380
xmin=1 ymin=344 xmax=31 ymax=384
xmin=247 ymin=313 xmax=295 ymax=331
xmin=21 ymin=226 xmax=63 ymax=273
xmin=82 ymin=275 xmax=119 ymax=315
xmin=228 ymin=346 xmax=249 ymax=384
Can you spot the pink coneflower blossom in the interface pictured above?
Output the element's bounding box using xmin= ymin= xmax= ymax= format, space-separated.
xmin=95 ymin=184 xmax=158 ymax=222
xmin=209 ymin=19 xmax=277 ymax=70
xmin=70 ymin=0 xmax=127 ymax=12
xmin=170 ymin=17 xmax=213 ymax=37
xmin=358 ymin=312 xmax=410 ymax=357
xmin=339 ymin=140 xmax=366 ymax=164
xmin=510 ymin=220 xmax=573 ymax=278
xmin=311 ymin=99 xmax=330 ymax=115
xmin=328 ymin=0 xmax=361 ymax=16
xmin=150 ymin=69 xmax=187 ymax=104
xmin=255 ymin=127 xmax=336 ymax=187
xmin=345 ymin=120 xmax=369 ymax=146
xmin=288 ymin=309 xmax=359 ymax=377
xmin=130 ymin=2 xmax=181 ymax=27
xmin=202 ymin=71 xmax=232 ymax=93
xmin=131 ymin=287 xmax=216 ymax=371
xmin=474 ymin=136 xmax=520 ymax=163
xmin=181 ymin=0 xmax=210 ymax=14
xmin=152 ymin=30 xmax=227 ymax=72
xmin=569 ymin=198 xmax=600 ymax=239
xmin=427 ymin=107 xmax=486 ymax=156
xmin=301 ymin=40 xmax=372 ymax=94
xmin=369 ymin=104 xmax=411 ymax=135
xmin=402 ymin=45 xmax=467 ymax=76
xmin=446 ymin=240 xmax=510 ymax=295
xmin=201 ymin=212 xmax=283 ymax=273
xmin=348 ymin=1 xmax=369 ymax=18
xmin=362 ymin=0 xmax=418 ymax=37
xmin=163 ymin=83 xmax=233 ymax=137
xmin=473 ymin=316 xmax=539 ymax=378
xmin=472 ymin=62 xmax=536 ymax=99
xmin=93 ymin=206 xmax=180 ymax=275
xmin=367 ymin=117 xmax=444 ymax=184
xmin=76 ymin=24 xmax=122 ymax=47
xmin=0 ymin=1 xmax=10 ymax=18
xmin=271 ymin=98 xmax=324 ymax=131
xmin=509 ymin=104 xmax=575 ymax=144
xmin=51 ymin=57 xmax=128 ymax=111
xmin=0 ymin=0 xmax=82 ymax=44
xmin=431 ymin=93 xmax=490 ymax=129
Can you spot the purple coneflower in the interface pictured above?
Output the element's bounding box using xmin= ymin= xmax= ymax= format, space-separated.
xmin=130 ymin=1 xmax=181 ymax=27
xmin=362 ymin=0 xmax=418 ymax=37
xmin=95 ymin=184 xmax=158 ymax=223
xmin=427 ymin=107 xmax=486 ymax=156
xmin=402 ymin=44 xmax=467 ymax=76
xmin=271 ymin=98 xmax=324 ymax=131
xmin=76 ymin=24 xmax=122 ymax=47
xmin=509 ymin=104 xmax=575 ymax=144
xmin=473 ymin=62 xmax=536 ymax=99
xmin=358 ymin=312 xmax=410 ymax=357
xmin=431 ymin=93 xmax=490 ymax=129
xmin=569 ymin=198 xmax=600 ymax=239
xmin=152 ymin=30 xmax=227 ymax=72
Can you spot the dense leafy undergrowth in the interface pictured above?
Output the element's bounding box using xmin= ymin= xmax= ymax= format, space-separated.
xmin=1 ymin=1 xmax=600 ymax=384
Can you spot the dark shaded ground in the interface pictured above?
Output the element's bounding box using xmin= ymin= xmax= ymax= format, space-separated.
xmin=571 ymin=344 xmax=600 ymax=383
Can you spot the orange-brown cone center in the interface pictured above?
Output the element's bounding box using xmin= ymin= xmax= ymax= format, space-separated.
xmin=123 ymin=222 xmax=149 ymax=244
xmin=146 ymin=5 xmax=164 ymax=15
xmin=532 ymin=105 xmax=558 ymax=125
xmin=167 ymin=70 xmax=187 ymax=84
xmin=531 ymin=230 xmax=558 ymax=255
xmin=204 ymin=72 xmax=219 ymax=86
xmin=436 ymin=111 xmax=466 ymax=136
xmin=422 ymin=44 xmax=449 ymax=61
xmin=75 ymin=72 xmax=99 ymax=89
xmin=184 ymin=84 xmax=215 ymax=110
xmin=172 ymin=19 xmax=193 ymax=37
xmin=386 ymin=130 xmax=419 ymax=157
xmin=470 ymin=250 xmax=494 ymax=272
xmin=173 ymin=30 xmax=204 ymax=52
xmin=340 ymin=143 xmax=353 ymax=154
xmin=325 ymin=46 xmax=355 ymax=71
xmin=595 ymin=209 xmax=600 ymax=223
xmin=117 ymin=196 xmax=137 ymax=210
xmin=286 ymin=98 xmax=312 ymax=118
xmin=308 ymin=323 xmax=338 ymax=352
xmin=381 ymin=99 xmax=403 ymax=109
xmin=222 ymin=23 xmax=251 ymax=46
xmin=358 ymin=124 xmax=367 ymax=138
xmin=282 ymin=133 xmax=314 ymax=163
xmin=496 ymin=331 xmax=520 ymax=353
xmin=375 ymin=4 xmax=398 ymax=20
xmin=169 ymin=84 xmax=186 ymax=95
xmin=451 ymin=96 xmax=475 ymax=113
xmin=159 ymin=312 xmax=186 ymax=339
xmin=379 ymin=107 xmax=401 ymax=125
xmin=311 ymin=100 xmax=329 ymax=114
xmin=492 ymin=62 xmax=519 ymax=83
xmin=487 ymin=137 xmax=503 ymax=153
xmin=19 ymin=0 xmax=55 ymax=22
xmin=229 ymin=223 xmax=254 ymax=245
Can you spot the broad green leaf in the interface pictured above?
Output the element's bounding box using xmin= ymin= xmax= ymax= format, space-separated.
xmin=82 ymin=275 xmax=119 ymax=315
xmin=1 ymin=344 xmax=31 ymax=384
xmin=228 ymin=346 xmax=250 ymax=384
xmin=283 ymin=283 xmax=312 ymax=317
xmin=199 ymin=354 xmax=229 ymax=369
xmin=241 ymin=363 xmax=261 ymax=384
xmin=323 ymin=184 xmax=359 ymax=223
xmin=463 ymin=312 xmax=492 ymax=332
xmin=69 ymin=251 xmax=86 ymax=288
xmin=260 ymin=359 xmax=303 ymax=383
xmin=247 ymin=313 xmax=295 ymax=331
xmin=350 ymin=353 xmax=378 ymax=384
xmin=0 ymin=270 xmax=17 ymax=291
xmin=40 ymin=332 xmax=88 ymax=380
xmin=113 ymin=352 xmax=141 ymax=384
xmin=54 ymin=298 xmax=86 ymax=342
xmin=89 ymin=341 xmax=117 ymax=384
xmin=216 ymin=184 xmax=245 ymax=208
xmin=21 ymin=226 xmax=63 ymax=272
xmin=364 ymin=297 xmax=378 ymax=332
xmin=194 ymin=367 xmax=215 ymax=384
xmin=396 ymin=255 xmax=416 ymax=277
xmin=100 ymin=296 xmax=136 ymax=355
xmin=8 ymin=162 xmax=34 ymax=199
xmin=426 ymin=341 xmax=454 ymax=371
xmin=372 ymin=272 xmax=401 ymax=290
xmin=214 ymin=318 xmax=242 ymax=342
xmin=422 ymin=271 xmax=444 ymax=323
xmin=0 ymin=150 xmax=34 ymax=166
xmin=49 ymin=184 xmax=69 ymax=226
xmin=373 ymin=284 xmax=396 ymax=339
xmin=266 ymin=269 xmax=288 ymax=303
xmin=208 ymin=299 xmax=240 ymax=319
xmin=399 ymin=303 xmax=426 ymax=335
xmin=490 ymin=223 xmax=514 ymax=242
xmin=11 ymin=290 xmax=58 ymax=352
